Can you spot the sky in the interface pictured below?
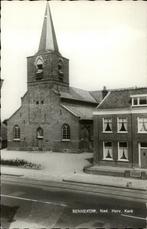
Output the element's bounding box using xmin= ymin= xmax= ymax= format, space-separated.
xmin=1 ymin=1 xmax=147 ymax=121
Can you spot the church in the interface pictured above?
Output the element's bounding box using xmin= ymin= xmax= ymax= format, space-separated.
xmin=7 ymin=3 xmax=105 ymax=153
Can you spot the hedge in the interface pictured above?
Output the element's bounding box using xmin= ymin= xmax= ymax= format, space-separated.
xmin=1 ymin=158 xmax=42 ymax=170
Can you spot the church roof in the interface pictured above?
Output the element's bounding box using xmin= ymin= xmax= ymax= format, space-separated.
xmin=60 ymin=87 xmax=102 ymax=104
xmin=61 ymin=103 xmax=97 ymax=120
xmin=38 ymin=3 xmax=59 ymax=52
xmin=97 ymin=87 xmax=147 ymax=110
xmin=89 ymin=90 xmax=104 ymax=103
xmin=59 ymin=87 xmax=104 ymax=119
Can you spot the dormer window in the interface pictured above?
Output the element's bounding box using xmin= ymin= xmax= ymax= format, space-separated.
xmin=133 ymin=98 xmax=137 ymax=106
xmin=131 ymin=94 xmax=147 ymax=106
xmin=140 ymin=97 xmax=147 ymax=105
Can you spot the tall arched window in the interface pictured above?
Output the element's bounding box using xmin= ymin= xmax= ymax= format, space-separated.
xmin=36 ymin=127 xmax=44 ymax=139
xmin=34 ymin=56 xmax=44 ymax=80
xmin=36 ymin=58 xmax=43 ymax=72
xmin=58 ymin=58 xmax=64 ymax=82
xmin=62 ymin=124 xmax=70 ymax=140
xmin=13 ymin=125 xmax=20 ymax=140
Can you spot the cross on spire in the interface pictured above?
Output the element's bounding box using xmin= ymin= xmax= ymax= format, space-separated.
xmin=38 ymin=2 xmax=59 ymax=52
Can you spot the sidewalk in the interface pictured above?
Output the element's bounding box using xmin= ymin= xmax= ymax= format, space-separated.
xmin=1 ymin=149 xmax=147 ymax=191
xmin=2 ymin=165 xmax=147 ymax=191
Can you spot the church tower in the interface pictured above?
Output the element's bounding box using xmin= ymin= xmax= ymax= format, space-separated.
xmin=27 ymin=3 xmax=69 ymax=91
xmin=7 ymin=2 xmax=99 ymax=152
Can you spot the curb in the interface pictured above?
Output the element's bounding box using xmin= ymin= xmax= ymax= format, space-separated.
xmin=2 ymin=174 xmax=147 ymax=203
xmin=1 ymin=173 xmax=23 ymax=177
xmin=62 ymin=179 xmax=147 ymax=191
xmin=2 ymin=173 xmax=147 ymax=192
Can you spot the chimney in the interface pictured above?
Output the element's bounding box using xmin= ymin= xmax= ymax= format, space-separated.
xmin=102 ymin=86 xmax=108 ymax=99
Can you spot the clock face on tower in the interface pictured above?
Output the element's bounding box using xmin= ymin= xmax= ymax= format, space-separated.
xmin=34 ymin=56 xmax=44 ymax=80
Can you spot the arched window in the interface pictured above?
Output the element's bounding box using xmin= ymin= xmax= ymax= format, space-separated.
xmin=36 ymin=127 xmax=44 ymax=139
xmin=58 ymin=58 xmax=64 ymax=81
xmin=36 ymin=58 xmax=43 ymax=72
xmin=13 ymin=125 xmax=20 ymax=140
xmin=34 ymin=56 xmax=44 ymax=80
xmin=62 ymin=124 xmax=70 ymax=140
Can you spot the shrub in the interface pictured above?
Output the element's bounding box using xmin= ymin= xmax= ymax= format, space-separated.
xmin=0 ymin=158 xmax=41 ymax=170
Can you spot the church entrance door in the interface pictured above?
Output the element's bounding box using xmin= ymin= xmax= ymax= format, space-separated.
xmin=37 ymin=139 xmax=43 ymax=151
xmin=79 ymin=120 xmax=93 ymax=152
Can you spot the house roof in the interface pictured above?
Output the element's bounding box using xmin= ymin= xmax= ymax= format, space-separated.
xmin=97 ymin=87 xmax=147 ymax=110
xmin=61 ymin=103 xmax=97 ymax=120
xmin=60 ymin=87 xmax=103 ymax=104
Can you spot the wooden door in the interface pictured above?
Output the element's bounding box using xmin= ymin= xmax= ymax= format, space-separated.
xmin=140 ymin=148 xmax=147 ymax=168
xmin=38 ymin=139 xmax=43 ymax=151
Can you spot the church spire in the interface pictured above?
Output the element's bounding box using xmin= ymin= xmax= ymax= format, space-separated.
xmin=38 ymin=2 xmax=59 ymax=52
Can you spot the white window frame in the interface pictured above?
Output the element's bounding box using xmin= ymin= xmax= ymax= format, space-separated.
xmin=102 ymin=118 xmax=112 ymax=133
xmin=137 ymin=117 xmax=147 ymax=133
xmin=131 ymin=94 xmax=147 ymax=107
xmin=103 ymin=142 xmax=113 ymax=161
xmin=117 ymin=117 xmax=128 ymax=133
xmin=118 ymin=142 xmax=128 ymax=162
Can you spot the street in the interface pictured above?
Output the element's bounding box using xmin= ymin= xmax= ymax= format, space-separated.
xmin=1 ymin=176 xmax=147 ymax=229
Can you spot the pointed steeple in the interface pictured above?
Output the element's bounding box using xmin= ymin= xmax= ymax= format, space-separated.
xmin=38 ymin=2 xmax=59 ymax=52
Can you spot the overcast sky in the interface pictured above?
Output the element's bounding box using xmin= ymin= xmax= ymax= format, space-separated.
xmin=1 ymin=1 xmax=147 ymax=120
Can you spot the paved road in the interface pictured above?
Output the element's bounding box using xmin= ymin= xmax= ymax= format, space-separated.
xmin=1 ymin=176 xmax=147 ymax=229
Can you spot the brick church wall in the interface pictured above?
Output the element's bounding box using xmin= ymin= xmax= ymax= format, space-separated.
xmin=7 ymin=85 xmax=80 ymax=152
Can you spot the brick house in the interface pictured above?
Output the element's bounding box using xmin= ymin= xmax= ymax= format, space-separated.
xmin=93 ymin=88 xmax=147 ymax=169
xmin=7 ymin=3 xmax=104 ymax=152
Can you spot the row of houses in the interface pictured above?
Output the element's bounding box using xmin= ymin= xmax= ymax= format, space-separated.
xmin=93 ymin=88 xmax=147 ymax=169
xmin=6 ymin=3 xmax=147 ymax=173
